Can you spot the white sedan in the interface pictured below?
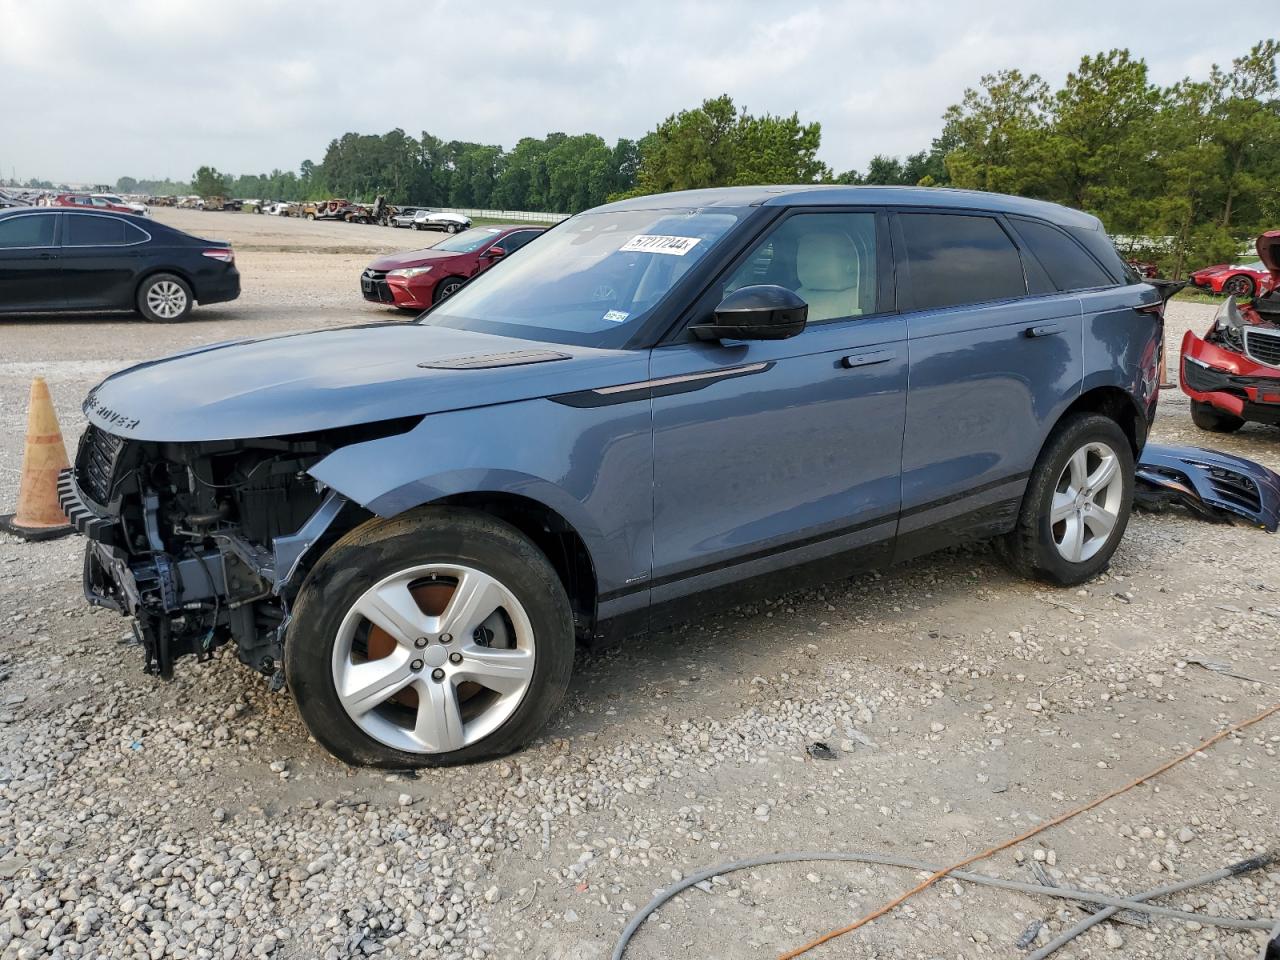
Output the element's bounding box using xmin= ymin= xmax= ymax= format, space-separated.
xmin=412 ymin=210 xmax=472 ymax=233
xmin=92 ymin=194 xmax=149 ymax=216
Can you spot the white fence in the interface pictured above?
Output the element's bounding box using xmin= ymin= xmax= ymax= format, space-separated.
xmin=424 ymin=206 xmax=569 ymax=224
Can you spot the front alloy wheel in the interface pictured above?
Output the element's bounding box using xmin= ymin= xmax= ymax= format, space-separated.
xmin=1222 ymin=275 xmax=1255 ymax=298
xmin=286 ymin=508 xmax=574 ymax=767
xmin=332 ymin=564 xmax=536 ymax=754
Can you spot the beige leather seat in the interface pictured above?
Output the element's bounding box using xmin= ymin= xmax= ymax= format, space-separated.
xmin=795 ymin=230 xmax=861 ymax=322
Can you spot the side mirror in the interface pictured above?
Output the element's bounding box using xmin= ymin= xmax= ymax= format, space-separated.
xmin=690 ymin=285 xmax=808 ymax=342
xmin=484 ymin=246 xmax=507 ymax=259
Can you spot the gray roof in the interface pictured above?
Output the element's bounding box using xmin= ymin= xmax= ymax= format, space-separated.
xmin=597 ymin=185 xmax=1101 ymax=230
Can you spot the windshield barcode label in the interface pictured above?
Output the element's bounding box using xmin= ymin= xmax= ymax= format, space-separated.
xmin=620 ymin=235 xmax=702 ymax=256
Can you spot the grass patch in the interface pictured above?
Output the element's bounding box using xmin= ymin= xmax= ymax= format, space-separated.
xmin=1172 ymin=288 xmax=1229 ymax=305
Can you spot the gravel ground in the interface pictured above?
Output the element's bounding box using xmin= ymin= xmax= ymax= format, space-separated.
xmin=1 ymin=211 xmax=1278 ymax=960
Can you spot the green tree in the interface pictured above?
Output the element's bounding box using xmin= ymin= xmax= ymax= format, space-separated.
xmin=115 ymin=176 xmax=139 ymax=194
xmin=634 ymin=94 xmax=826 ymax=193
xmin=940 ymin=69 xmax=1049 ymax=194
xmin=192 ymin=166 xmax=230 ymax=197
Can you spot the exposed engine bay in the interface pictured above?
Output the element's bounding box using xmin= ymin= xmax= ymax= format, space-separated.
xmin=57 ymin=423 xmax=413 ymax=679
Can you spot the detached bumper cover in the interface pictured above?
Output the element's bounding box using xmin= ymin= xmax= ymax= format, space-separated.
xmin=1136 ymin=443 xmax=1280 ymax=532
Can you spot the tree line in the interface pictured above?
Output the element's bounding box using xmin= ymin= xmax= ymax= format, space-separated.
xmin=98 ymin=39 xmax=1275 ymax=276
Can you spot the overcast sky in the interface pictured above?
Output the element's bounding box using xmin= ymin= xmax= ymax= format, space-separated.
xmin=0 ymin=0 xmax=1261 ymax=185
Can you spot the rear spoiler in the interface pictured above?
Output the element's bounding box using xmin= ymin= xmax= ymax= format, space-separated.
xmin=1147 ymin=278 xmax=1186 ymax=304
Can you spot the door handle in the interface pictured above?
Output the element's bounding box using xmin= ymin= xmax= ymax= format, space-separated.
xmin=840 ymin=349 xmax=896 ymax=369
xmin=36 ymin=252 xmax=57 ymax=260
xmin=1025 ymin=323 xmax=1064 ymax=338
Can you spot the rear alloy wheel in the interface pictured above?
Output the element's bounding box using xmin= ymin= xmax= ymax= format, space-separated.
xmin=1222 ymin=275 xmax=1255 ymax=298
xmin=433 ymin=276 xmax=466 ymax=303
xmin=995 ymin=414 xmax=1134 ymax=586
xmin=137 ymin=273 xmax=193 ymax=322
xmin=286 ymin=508 xmax=574 ymax=767
xmin=1190 ymin=399 xmax=1245 ymax=433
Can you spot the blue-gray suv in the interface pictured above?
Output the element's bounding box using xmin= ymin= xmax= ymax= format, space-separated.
xmin=62 ymin=186 xmax=1163 ymax=767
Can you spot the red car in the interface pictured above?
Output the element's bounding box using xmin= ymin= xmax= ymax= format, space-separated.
xmin=1180 ymin=231 xmax=1280 ymax=432
xmin=50 ymin=193 xmax=148 ymax=216
xmin=360 ymin=225 xmax=546 ymax=310
xmin=1188 ymin=252 xmax=1276 ymax=299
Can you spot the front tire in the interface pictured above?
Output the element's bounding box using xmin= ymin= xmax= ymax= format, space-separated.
xmin=136 ymin=273 xmax=193 ymax=322
xmin=1190 ymin=400 xmax=1245 ymax=433
xmin=996 ymin=414 xmax=1134 ymax=586
xmin=433 ymin=276 xmax=466 ymax=303
xmin=1223 ymin=275 xmax=1256 ymax=298
xmin=446 ymin=223 xmax=459 ymax=234
xmin=286 ymin=508 xmax=575 ymax=767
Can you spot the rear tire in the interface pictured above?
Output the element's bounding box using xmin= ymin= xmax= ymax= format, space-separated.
xmin=285 ymin=507 xmax=574 ymax=767
xmin=136 ymin=273 xmax=193 ymax=322
xmin=995 ymin=414 xmax=1134 ymax=586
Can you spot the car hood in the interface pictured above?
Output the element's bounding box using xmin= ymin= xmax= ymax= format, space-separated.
xmin=1258 ymin=231 xmax=1280 ymax=282
xmin=83 ymin=323 xmax=644 ymax=442
xmin=368 ymin=248 xmax=467 ymax=270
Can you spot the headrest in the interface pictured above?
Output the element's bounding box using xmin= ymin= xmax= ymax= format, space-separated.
xmin=796 ymin=230 xmax=858 ymax=292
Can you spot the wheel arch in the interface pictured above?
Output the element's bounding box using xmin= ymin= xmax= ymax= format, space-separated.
xmin=426 ymin=491 xmax=599 ymax=635
xmin=1055 ymin=385 xmax=1147 ymax=457
xmin=134 ymin=266 xmax=196 ymax=304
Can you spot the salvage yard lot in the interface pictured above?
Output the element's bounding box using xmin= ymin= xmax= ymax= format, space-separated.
xmin=1 ymin=210 xmax=1278 ymax=959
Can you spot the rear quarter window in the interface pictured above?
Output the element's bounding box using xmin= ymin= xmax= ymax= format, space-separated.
xmin=899 ymin=213 xmax=1026 ymax=311
xmin=1010 ymin=217 xmax=1115 ymax=291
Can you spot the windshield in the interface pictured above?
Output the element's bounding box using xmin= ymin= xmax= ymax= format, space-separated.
xmin=421 ymin=207 xmax=745 ymax=346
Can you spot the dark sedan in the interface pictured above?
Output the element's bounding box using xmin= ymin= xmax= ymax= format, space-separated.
xmin=0 ymin=207 xmax=240 ymax=321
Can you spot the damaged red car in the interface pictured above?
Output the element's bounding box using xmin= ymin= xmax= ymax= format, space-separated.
xmin=1180 ymin=231 xmax=1280 ymax=432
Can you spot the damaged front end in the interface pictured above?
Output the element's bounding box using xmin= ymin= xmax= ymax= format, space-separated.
xmin=1180 ymin=232 xmax=1280 ymax=427
xmin=57 ymin=424 xmax=397 ymax=680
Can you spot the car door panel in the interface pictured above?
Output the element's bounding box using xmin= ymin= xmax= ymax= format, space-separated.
xmin=893 ymin=210 xmax=1085 ymax=561
xmin=0 ymin=212 xmax=62 ymax=312
xmin=896 ymin=296 xmax=1083 ymax=557
xmin=60 ymin=215 xmax=147 ymax=309
xmin=650 ymin=312 xmax=907 ymax=601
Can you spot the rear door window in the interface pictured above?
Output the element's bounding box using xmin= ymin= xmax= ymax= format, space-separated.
xmin=899 ymin=213 xmax=1026 ymax=311
xmin=0 ymin=214 xmax=55 ymax=248
xmin=64 ymin=215 xmax=147 ymax=246
xmin=1009 ymin=216 xmax=1116 ymax=292
xmin=500 ymin=230 xmax=541 ymax=252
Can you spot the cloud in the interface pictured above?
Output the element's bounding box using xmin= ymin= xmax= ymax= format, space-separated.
xmin=0 ymin=0 xmax=1258 ymax=184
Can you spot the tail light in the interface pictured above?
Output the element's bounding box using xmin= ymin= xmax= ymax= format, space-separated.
xmin=202 ymin=248 xmax=234 ymax=264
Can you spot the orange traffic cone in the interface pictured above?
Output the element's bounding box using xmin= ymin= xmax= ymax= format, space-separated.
xmin=0 ymin=377 xmax=74 ymax=541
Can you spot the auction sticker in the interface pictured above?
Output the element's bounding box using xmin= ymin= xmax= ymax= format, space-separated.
xmin=602 ymin=310 xmax=630 ymax=323
xmin=620 ymin=234 xmax=701 ymax=256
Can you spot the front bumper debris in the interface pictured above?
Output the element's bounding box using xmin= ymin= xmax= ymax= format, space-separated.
xmin=1180 ymin=330 xmax=1280 ymax=425
xmin=1135 ymin=443 xmax=1280 ymax=532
